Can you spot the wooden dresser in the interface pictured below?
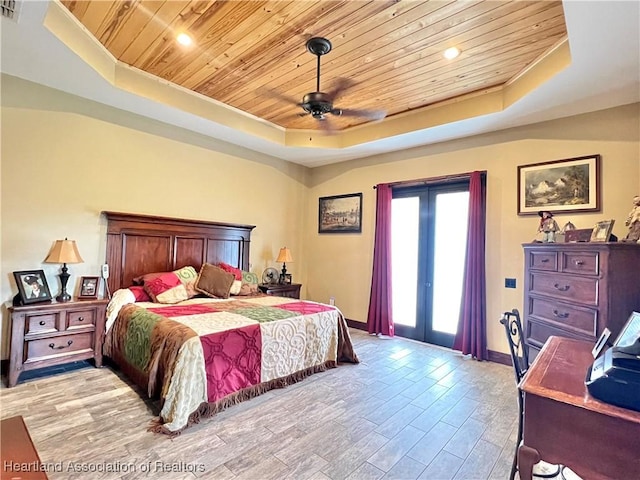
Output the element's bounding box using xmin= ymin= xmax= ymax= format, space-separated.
xmin=8 ymin=299 xmax=107 ymax=387
xmin=523 ymin=242 xmax=640 ymax=359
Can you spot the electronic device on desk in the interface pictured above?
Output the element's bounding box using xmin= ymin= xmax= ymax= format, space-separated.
xmin=586 ymin=311 xmax=640 ymax=412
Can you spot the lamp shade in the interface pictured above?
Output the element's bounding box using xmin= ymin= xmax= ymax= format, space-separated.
xmin=276 ymin=247 xmax=293 ymax=263
xmin=44 ymin=239 xmax=84 ymax=264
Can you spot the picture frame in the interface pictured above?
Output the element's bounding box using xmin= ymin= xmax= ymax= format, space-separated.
xmin=78 ymin=276 xmax=100 ymax=299
xmin=319 ymin=192 xmax=363 ymax=233
xmin=281 ymin=273 xmax=292 ymax=285
xmin=517 ymin=154 xmax=601 ymax=215
xmin=590 ymin=219 xmax=615 ymax=242
xmin=13 ymin=270 xmax=52 ymax=305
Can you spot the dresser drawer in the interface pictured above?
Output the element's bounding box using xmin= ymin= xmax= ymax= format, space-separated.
xmin=528 ymin=251 xmax=558 ymax=271
xmin=25 ymin=333 xmax=94 ymax=363
xmin=527 ymin=319 xmax=593 ymax=349
xmin=529 ymin=272 xmax=599 ymax=306
xmin=560 ymin=251 xmax=599 ymax=275
xmin=25 ymin=313 xmax=59 ymax=335
xmin=68 ymin=308 xmax=96 ymax=329
xmin=529 ymin=297 xmax=597 ymax=337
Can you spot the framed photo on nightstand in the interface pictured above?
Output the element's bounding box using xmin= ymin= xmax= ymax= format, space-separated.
xmin=78 ymin=276 xmax=100 ymax=299
xmin=13 ymin=270 xmax=52 ymax=305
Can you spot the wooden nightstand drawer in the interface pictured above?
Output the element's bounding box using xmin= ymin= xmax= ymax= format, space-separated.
xmin=68 ymin=308 xmax=96 ymax=329
xmin=26 ymin=333 xmax=94 ymax=363
xmin=258 ymin=283 xmax=301 ymax=299
xmin=528 ymin=251 xmax=558 ymax=271
xmin=529 ymin=272 xmax=598 ymax=306
xmin=25 ymin=313 xmax=59 ymax=335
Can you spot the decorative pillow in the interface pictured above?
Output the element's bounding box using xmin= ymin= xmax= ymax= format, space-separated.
xmin=217 ymin=262 xmax=243 ymax=280
xmin=128 ymin=286 xmax=151 ymax=302
xmin=237 ymin=270 xmax=260 ymax=296
xmin=195 ymin=263 xmax=235 ymax=299
xmin=132 ymin=271 xmax=167 ymax=285
xmin=144 ymin=272 xmax=189 ymax=304
xmin=173 ymin=266 xmax=198 ymax=298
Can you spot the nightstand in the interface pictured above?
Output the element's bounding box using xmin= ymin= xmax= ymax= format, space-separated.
xmin=258 ymin=283 xmax=301 ymax=299
xmin=7 ymin=298 xmax=108 ymax=387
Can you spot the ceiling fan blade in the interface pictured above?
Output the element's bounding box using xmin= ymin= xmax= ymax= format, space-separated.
xmin=326 ymin=77 xmax=356 ymax=102
xmin=316 ymin=116 xmax=337 ymax=134
xmin=257 ymin=86 xmax=300 ymax=106
xmin=333 ymin=108 xmax=386 ymax=121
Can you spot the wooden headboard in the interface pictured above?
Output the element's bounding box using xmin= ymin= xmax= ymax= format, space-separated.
xmin=103 ymin=211 xmax=255 ymax=293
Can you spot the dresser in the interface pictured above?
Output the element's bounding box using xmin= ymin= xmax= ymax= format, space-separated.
xmin=258 ymin=283 xmax=301 ymax=299
xmin=8 ymin=299 xmax=108 ymax=387
xmin=523 ymin=243 xmax=640 ymax=360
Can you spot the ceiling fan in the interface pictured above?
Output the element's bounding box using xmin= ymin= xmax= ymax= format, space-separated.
xmin=284 ymin=37 xmax=386 ymax=126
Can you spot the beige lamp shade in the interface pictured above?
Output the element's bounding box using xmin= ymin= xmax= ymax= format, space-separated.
xmin=276 ymin=247 xmax=293 ymax=263
xmin=44 ymin=239 xmax=84 ymax=264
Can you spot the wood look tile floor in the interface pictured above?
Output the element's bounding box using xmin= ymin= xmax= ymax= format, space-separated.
xmin=1 ymin=330 xmax=521 ymax=480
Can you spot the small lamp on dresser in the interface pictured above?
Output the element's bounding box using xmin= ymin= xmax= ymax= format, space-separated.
xmin=276 ymin=247 xmax=293 ymax=284
xmin=44 ymin=238 xmax=83 ymax=302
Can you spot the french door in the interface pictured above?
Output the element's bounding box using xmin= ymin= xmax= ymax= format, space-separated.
xmin=391 ymin=182 xmax=469 ymax=347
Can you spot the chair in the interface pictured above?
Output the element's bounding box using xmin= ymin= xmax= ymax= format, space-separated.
xmin=500 ymin=309 xmax=561 ymax=480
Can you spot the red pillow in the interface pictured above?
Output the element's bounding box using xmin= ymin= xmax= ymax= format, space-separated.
xmin=128 ymin=286 xmax=151 ymax=302
xmin=217 ymin=262 xmax=242 ymax=280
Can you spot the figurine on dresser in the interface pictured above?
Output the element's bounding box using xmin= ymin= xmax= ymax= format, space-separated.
xmin=538 ymin=210 xmax=560 ymax=242
xmin=622 ymin=195 xmax=640 ymax=243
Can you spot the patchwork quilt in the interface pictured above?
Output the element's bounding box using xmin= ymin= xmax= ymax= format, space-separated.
xmin=104 ymin=293 xmax=358 ymax=435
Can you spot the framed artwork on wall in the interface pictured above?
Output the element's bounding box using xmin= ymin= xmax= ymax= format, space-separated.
xmin=318 ymin=192 xmax=363 ymax=233
xmin=13 ymin=270 xmax=52 ymax=305
xmin=517 ymin=154 xmax=601 ymax=215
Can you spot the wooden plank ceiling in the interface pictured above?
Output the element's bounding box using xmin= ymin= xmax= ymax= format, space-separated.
xmin=61 ymin=0 xmax=567 ymax=131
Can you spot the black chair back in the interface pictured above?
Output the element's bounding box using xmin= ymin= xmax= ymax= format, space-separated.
xmin=500 ymin=308 xmax=529 ymax=384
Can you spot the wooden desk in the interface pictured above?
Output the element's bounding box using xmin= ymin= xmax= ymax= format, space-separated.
xmin=518 ymin=336 xmax=640 ymax=480
xmin=1 ymin=416 xmax=48 ymax=480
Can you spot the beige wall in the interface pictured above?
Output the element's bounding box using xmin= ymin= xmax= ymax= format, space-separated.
xmin=2 ymin=74 xmax=638 ymax=360
xmin=0 ymin=76 xmax=309 ymax=359
xmin=304 ymin=104 xmax=640 ymax=355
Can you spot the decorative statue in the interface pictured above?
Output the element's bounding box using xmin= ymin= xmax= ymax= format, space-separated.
xmin=622 ymin=195 xmax=640 ymax=243
xmin=538 ymin=210 xmax=559 ymax=243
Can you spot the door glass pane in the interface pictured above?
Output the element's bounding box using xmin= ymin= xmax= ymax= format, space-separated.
xmin=432 ymin=192 xmax=469 ymax=334
xmin=391 ymin=197 xmax=419 ymax=327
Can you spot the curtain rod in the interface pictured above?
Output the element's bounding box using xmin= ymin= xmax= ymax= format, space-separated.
xmin=373 ymin=170 xmax=486 ymax=189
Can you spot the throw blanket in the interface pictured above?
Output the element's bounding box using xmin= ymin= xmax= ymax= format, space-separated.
xmin=104 ymin=294 xmax=359 ymax=435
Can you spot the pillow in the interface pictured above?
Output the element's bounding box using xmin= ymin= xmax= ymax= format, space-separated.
xmin=144 ymin=272 xmax=189 ymax=304
xmin=173 ymin=266 xmax=198 ymax=298
xmin=132 ymin=271 xmax=167 ymax=285
xmin=217 ymin=262 xmax=243 ymax=280
xmin=237 ymin=270 xmax=260 ymax=296
xmin=128 ymin=286 xmax=151 ymax=302
xmin=195 ymin=263 xmax=235 ymax=299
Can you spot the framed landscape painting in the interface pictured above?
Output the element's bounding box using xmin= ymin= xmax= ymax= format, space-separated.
xmin=318 ymin=193 xmax=362 ymax=233
xmin=517 ymin=155 xmax=601 ymax=215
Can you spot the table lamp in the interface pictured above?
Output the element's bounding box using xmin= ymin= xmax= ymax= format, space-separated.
xmin=44 ymin=238 xmax=84 ymax=302
xmin=276 ymin=247 xmax=293 ymax=283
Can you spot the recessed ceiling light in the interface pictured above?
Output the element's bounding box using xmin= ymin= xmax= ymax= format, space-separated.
xmin=176 ymin=33 xmax=192 ymax=46
xmin=443 ymin=47 xmax=460 ymax=60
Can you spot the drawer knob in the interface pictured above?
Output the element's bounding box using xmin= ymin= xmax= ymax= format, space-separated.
xmin=574 ymin=260 xmax=584 ymax=266
xmin=553 ymin=283 xmax=570 ymax=292
xmin=541 ymin=258 xmax=550 ymax=263
xmin=553 ymin=309 xmax=569 ymax=319
xmin=39 ymin=321 xmax=46 ymax=326
xmin=78 ymin=316 xmax=84 ymax=321
xmin=49 ymin=340 xmax=73 ymax=350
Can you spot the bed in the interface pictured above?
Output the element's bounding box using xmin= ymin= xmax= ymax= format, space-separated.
xmin=101 ymin=212 xmax=358 ymax=435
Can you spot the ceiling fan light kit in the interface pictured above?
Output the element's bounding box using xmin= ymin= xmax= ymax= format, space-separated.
xmin=295 ymin=37 xmax=386 ymax=125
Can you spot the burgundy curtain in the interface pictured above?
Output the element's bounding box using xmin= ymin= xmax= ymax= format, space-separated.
xmin=367 ymin=183 xmax=394 ymax=336
xmin=453 ymin=171 xmax=487 ymax=359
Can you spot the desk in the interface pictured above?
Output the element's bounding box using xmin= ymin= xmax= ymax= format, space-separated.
xmin=1 ymin=416 xmax=49 ymax=480
xmin=518 ymin=336 xmax=640 ymax=480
